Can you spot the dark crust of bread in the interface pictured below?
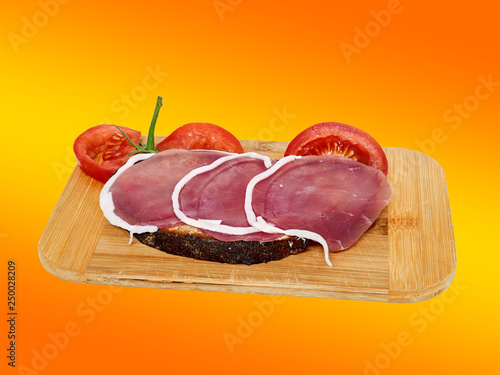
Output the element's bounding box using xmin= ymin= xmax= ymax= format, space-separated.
xmin=134 ymin=227 xmax=309 ymax=265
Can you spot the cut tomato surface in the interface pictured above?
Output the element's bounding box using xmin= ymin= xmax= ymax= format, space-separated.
xmin=156 ymin=123 xmax=245 ymax=153
xmin=73 ymin=124 xmax=142 ymax=183
xmin=284 ymin=122 xmax=388 ymax=175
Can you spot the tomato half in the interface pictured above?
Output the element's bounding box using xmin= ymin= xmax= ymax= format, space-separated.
xmin=284 ymin=122 xmax=388 ymax=175
xmin=156 ymin=123 xmax=245 ymax=153
xmin=73 ymin=124 xmax=142 ymax=183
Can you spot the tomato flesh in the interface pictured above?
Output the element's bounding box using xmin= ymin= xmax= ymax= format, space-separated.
xmin=285 ymin=122 xmax=388 ymax=175
xmin=156 ymin=123 xmax=244 ymax=153
xmin=74 ymin=124 xmax=142 ymax=183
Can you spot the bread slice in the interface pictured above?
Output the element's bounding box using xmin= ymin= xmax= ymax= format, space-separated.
xmin=134 ymin=225 xmax=309 ymax=265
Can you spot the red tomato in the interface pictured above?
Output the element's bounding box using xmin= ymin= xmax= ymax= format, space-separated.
xmin=156 ymin=123 xmax=245 ymax=153
xmin=285 ymin=122 xmax=388 ymax=175
xmin=73 ymin=124 xmax=142 ymax=183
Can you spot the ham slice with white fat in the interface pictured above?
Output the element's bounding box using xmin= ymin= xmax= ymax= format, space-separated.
xmin=246 ymin=155 xmax=391 ymax=253
xmin=102 ymin=149 xmax=226 ymax=233
xmin=175 ymin=153 xmax=282 ymax=242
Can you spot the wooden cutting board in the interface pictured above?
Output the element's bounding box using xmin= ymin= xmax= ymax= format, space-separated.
xmin=38 ymin=140 xmax=456 ymax=303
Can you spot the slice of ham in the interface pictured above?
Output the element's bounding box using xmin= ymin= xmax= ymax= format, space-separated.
xmin=104 ymin=149 xmax=227 ymax=230
xmin=175 ymin=153 xmax=282 ymax=242
xmin=247 ymin=154 xmax=391 ymax=253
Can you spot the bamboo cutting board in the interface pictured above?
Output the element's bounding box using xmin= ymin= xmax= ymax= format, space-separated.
xmin=39 ymin=140 xmax=456 ymax=303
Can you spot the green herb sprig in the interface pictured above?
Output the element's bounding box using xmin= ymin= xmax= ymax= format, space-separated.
xmin=114 ymin=96 xmax=163 ymax=158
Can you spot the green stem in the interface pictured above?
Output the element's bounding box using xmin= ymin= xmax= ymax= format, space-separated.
xmin=113 ymin=96 xmax=163 ymax=158
xmin=114 ymin=126 xmax=142 ymax=149
xmin=146 ymin=96 xmax=162 ymax=150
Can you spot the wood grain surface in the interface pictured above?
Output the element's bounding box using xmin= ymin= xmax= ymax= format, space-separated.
xmin=38 ymin=140 xmax=456 ymax=302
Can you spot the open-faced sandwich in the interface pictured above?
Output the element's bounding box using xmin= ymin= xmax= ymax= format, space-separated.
xmin=74 ymin=97 xmax=391 ymax=266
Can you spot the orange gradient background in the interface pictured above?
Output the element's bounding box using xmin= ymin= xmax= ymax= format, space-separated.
xmin=1 ymin=1 xmax=499 ymax=374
